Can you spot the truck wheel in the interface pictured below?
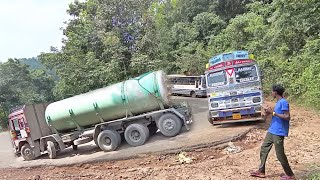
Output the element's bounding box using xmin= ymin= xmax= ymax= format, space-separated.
xmin=21 ymin=144 xmax=36 ymax=161
xmin=47 ymin=141 xmax=57 ymax=159
xmin=191 ymin=91 xmax=196 ymax=98
xmin=115 ymin=130 xmax=122 ymax=146
xmin=97 ymin=130 xmax=120 ymax=152
xmin=124 ymin=124 xmax=149 ymax=147
xmin=208 ymin=118 xmax=214 ymax=125
xmin=208 ymin=115 xmax=214 ymax=125
xmin=157 ymin=113 xmax=182 ymax=137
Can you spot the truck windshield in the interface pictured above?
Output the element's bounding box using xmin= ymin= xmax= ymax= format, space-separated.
xmin=12 ymin=119 xmax=20 ymax=130
xmin=235 ymin=65 xmax=258 ymax=83
xmin=207 ymin=70 xmax=227 ymax=87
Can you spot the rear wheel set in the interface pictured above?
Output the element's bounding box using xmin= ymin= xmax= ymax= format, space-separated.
xmin=96 ymin=123 xmax=150 ymax=152
xmin=124 ymin=124 xmax=150 ymax=147
xmin=95 ymin=113 xmax=183 ymax=152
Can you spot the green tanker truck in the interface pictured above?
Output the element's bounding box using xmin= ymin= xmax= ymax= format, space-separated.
xmin=8 ymin=70 xmax=192 ymax=160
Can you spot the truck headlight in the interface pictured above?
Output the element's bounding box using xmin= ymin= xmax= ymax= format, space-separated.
xmin=210 ymin=111 xmax=219 ymax=117
xmin=252 ymin=97 xmax=261 ymax=103
xmin=254 ymin=106 xmax=262 ymax=112
xmin=211 ymin=103 xmax=219 ymax=108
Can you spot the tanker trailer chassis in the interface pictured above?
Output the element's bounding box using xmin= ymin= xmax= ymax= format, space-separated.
xmin=41 ymin=104 xmax=192 ymax=159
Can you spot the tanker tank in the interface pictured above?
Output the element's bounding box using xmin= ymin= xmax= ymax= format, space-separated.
xmin=45 ymin=70 xmax=171 ymax=132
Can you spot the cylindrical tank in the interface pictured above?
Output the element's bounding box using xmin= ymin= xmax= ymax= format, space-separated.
xmin=45 ymin=71 xmax=170 ymax=133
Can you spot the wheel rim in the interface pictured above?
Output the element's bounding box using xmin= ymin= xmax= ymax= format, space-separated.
xmin=163 ymin=119 xmax=175 ymax=131
xmin=104 ymin=137 xmax=112 ymax=145
xmin=130 ymin=130 xmax=141 ymax=142
xmin=24 ymin=148 xmax=32 ymax=157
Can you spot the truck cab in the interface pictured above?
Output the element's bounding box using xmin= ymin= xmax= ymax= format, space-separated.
xmin=205 ymin=51 xmax=265 ymax=125
xmin=8 ymin=104 xmax=52 ymax=160
xmin=8 ymin=106 xmax=30 ymax=155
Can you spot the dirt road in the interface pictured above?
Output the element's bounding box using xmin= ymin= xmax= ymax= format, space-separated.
xmin=0 ymin=99 xmax=320 ymax=180
xmin=0 ymin=97 xmax=258 ymax=169
xmin=0 ymin=100 xmax=319 ymax=179
xmin=0 ymin=131 xmax=15 ymax=164
xmin=0 ymin=100 xmax=319 ymax=180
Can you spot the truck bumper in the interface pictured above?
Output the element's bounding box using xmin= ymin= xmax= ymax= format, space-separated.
xmin=211 ymin=117 xmax=265 ymax=125
xmin=208 ymin=105 xmax=265 ymax=125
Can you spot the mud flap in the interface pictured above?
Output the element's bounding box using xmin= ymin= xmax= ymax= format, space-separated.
xmin=170 ymin=108 xmax=190 ymax=131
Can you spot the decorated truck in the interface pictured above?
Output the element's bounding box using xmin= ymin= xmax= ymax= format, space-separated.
xmin=205 ymin=50 xmax=265 ymax=125
xmin=8 ymin=71 xmax=192 ymax=160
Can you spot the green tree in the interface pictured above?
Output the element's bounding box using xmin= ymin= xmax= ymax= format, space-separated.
xmin=35 ymin=0 xmax=320 ymax=111
xmin=0 ymin=59 xmax=55 ymax=127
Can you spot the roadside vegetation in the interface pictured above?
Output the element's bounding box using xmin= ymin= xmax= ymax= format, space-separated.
xmin=1 ymin=0 xmax=319 ymax=131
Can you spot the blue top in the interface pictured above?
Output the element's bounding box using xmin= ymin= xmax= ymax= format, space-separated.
xmin=268 ymin=98 xmax=290 ymax=137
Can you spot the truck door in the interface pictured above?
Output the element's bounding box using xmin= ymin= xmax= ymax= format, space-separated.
xmin=9 ymin=117 xmax=28 ymax=140
xmin=9 ymin=118 xmax=21 ymax=140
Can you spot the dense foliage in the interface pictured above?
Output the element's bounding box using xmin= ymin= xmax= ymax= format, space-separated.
xmin=1 ymin=0 xmax=319 ymax=127
xmin=0 ymin=58 xmax=55 ymax=128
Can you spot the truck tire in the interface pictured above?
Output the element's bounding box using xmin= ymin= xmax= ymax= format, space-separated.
xmin=21 ymin=143 xmax=36 ymax=161
xmin=208 ymin=118 xmax=214 ymax=125
xmin=208 ymin=113 xmax=214 ymax=125
xmin=191 ymin=91 xmax=196 ymax=98
xmin=157 ymin=113 xmax=182 ymax=137
xmin=115 ymin=130 xmax=122 ymax=146
xmin=124 ymin=124 xmax=149 ymax=147
xmin=47 ymin=141 xmax=57 ymax=159
xmin=97 ymin=129 xmax=120 ymax=152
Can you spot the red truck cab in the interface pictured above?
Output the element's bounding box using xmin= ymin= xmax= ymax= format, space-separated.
xmin=8 ymin=106 xmax=29 ymax=154
xmin=8 ymin=104 xmax=52 ymax=160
